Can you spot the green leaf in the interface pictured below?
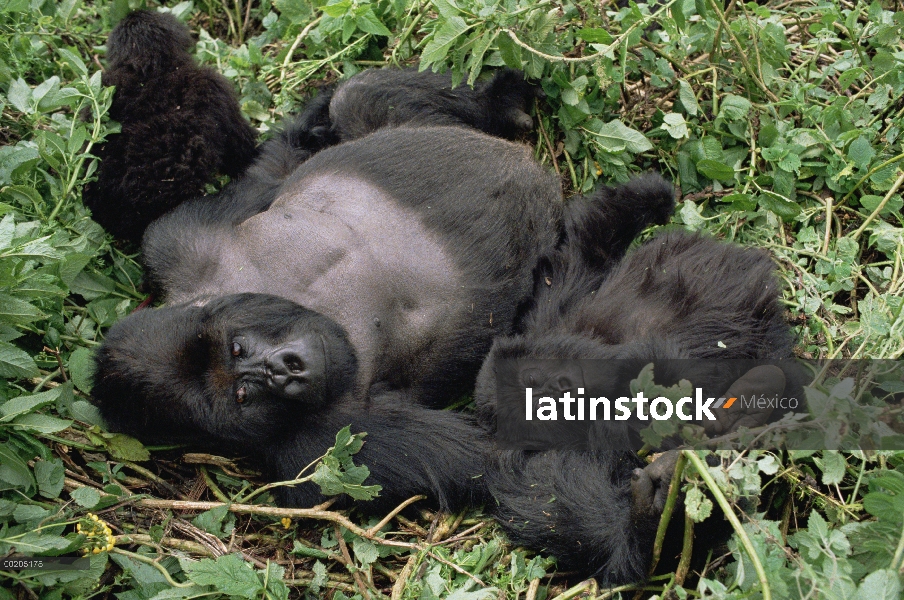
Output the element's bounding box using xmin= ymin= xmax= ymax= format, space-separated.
xmin=758 ymin=194 xmax=802 ymax=220
xmin=677 ymin=79 xmax=699 ymax=116
xmin=561 ymin=86 xmax=579 ymax=106
xmin=695 ymin=159 xmax=735 ymax=181
xmin=69 ymin=400 xmax=104 ymax=426
xmin=864 ymin=491 xmax=904 ymax=522
xmin=14 ymin=500 xmax=50 ymax=522
xmin=352 ymin=537 xmax=379 ymax=565
xmin=838 ymin=67 xmax=865 ymax=91
xmin=0 ymin=340 xmax=40 ymax=378
xmin=861 ymin=193 xmax=903 ymax=216
xmin=816 ymin=450 xmax=846 ymax=485
xmin=421 ymin=17 xmax=470 ymax=67
xmin=183 ymin=554 xmax=263 ymax=597
xmin=0 ymin=388 xmax=63 ymax=421
xmin=848 ymin=136 xmax=876 ymax=169
xmin=273 ymin=0 xmax=312 ymax=23
xmin=7 ymin=78 xmax=33 ymax=114
xmin=104 ymin=433 xmax=150 ymax=461
xmin=685 ymin=486 xmax=713 ymax=522
xmin=12 ymin=413 xmax=73 ymax=434
xmin=57 ymin=48 xmax=88 ymax=77
xmin=0 ymin=292 xmax=45 ymax=324
xmin=35 ymin=459 xmax=65 ymax=499
xmin=854 ymin=569 xmax=901 ymax=600
xmin=356 ymin=9 xmax=392 ymax=37
xmin=69 ymin=271 xmax=116 ymax=300
xmin=661 ymin=113 xmax=689 ymax=139
xmin=680 ymin=200 xmax=706 ymax=227
xmin=192 ymin=505 xmax=231 ymax=537
xmin=322 ymin=0 xmax=352 ymax=17
xmin=576 ymin=28 xmax=613 ymax=44
xmin=71 ymin=486 xmax=101 ymax=508
xmin=68 ymin=347 xmax=95 ymax=394
xmin=717 ymin=94 xmax=751 ymax=121
xmin=591 ymin=120 xmax=653 ymax=153
xmin=0 ymin=443 xmax=36 ymax=491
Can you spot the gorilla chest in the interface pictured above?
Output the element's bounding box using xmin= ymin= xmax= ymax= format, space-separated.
xmin=181 ymin=175 xmax=464 ymax=378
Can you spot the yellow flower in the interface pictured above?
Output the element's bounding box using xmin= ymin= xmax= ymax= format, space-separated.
xmin=281 ymin=517 xmax=292 ymax=529
xmin=78 ymin=513 xmax=116 ymax=555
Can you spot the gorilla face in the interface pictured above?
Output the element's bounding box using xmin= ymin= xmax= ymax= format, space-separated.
xmin=91 ymin=293 xmax=357 ymax=451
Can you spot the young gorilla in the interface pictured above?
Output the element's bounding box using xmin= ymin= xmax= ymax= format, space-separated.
xmin=474 ymin=231 xmax=794 ymax=582
xmin=83 ymin=11 xmax=542 ymax=244
xmin=82 ymin=10 xmax=258 ymax=243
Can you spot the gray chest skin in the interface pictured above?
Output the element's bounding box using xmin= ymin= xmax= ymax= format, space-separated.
xmin=164 ymin=175 xmax=462 ymax=388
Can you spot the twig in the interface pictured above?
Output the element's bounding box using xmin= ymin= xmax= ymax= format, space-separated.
xmin=683 ymin=450 xmax=772 ymax=600
xmin=648 ymin=453 xmax=687 ymax=575
xmin=674 ymin=512 xmax=694 ymax=586
xmin=111 ymin=548 xmax=193 ymax=588
xmin=536 ymin=109 xmax=560 ymax=175
xmin=116 ymin=533 xmax=215 ymax=556
xmin=280 ymin=16 xmax=324 ymax=84
xmin=391 ymin=553 xmax=420 ymax=599
xmin=367 ymin=495 xmax=426 ymax=536
xmin=851 ymin=170 xmax=904 ymax=240
xmin=705 ymin=0 xmax=779 ymax=103
xmin=335 ymin=524 xmax=372 ymax=600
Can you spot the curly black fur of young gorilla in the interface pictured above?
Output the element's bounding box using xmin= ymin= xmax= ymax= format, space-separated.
xmin=473 ymin=231 xmax=794 ymax=582
xmin=81 ymin=10 xmax=258 ymax=243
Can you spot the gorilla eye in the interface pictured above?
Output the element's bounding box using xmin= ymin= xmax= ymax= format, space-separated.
xmin=236 ymin=386 xmax=247 ymax=403
xmin=231 ymin=342 xmax=242 ymax=357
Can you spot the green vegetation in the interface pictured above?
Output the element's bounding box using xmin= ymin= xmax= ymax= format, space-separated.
xmin=1 ymin=0 xmax=903 ymax=598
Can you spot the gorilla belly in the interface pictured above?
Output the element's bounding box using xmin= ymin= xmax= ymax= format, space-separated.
xmin=171 ymin=174 xmax=463 ymax=388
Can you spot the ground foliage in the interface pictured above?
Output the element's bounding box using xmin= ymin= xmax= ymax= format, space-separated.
xmin=1 ymin=0 xmax=903 ymax=598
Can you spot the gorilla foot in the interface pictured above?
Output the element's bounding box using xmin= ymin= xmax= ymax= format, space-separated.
xmin=704 ymin=365 xmax=786 ymax=436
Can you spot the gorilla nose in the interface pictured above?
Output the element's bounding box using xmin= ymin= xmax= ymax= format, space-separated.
xmin=265 ymin=339 xmax=325 ymax=401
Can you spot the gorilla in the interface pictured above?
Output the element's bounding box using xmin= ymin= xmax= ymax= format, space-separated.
xmin=82 ymin=10 xmax=258 ymax=243
xmin=91 ymin=120 xmax=676 ymax=517
xmin=473 ymin=230 xmax=794 ymax=581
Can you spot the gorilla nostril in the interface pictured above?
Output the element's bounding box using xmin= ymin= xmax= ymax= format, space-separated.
xmin=284 ymin=355 xmax=305 ymax=374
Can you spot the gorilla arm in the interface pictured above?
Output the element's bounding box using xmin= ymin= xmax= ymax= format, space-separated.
xmin=265 ymin=397 xmax=494 ymax=514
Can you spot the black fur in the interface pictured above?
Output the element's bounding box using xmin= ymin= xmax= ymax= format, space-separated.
xmin=474 ymin=231 xmax=793 ymax=581
xmin=82 ymin=10 xmax=258 ymax=243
